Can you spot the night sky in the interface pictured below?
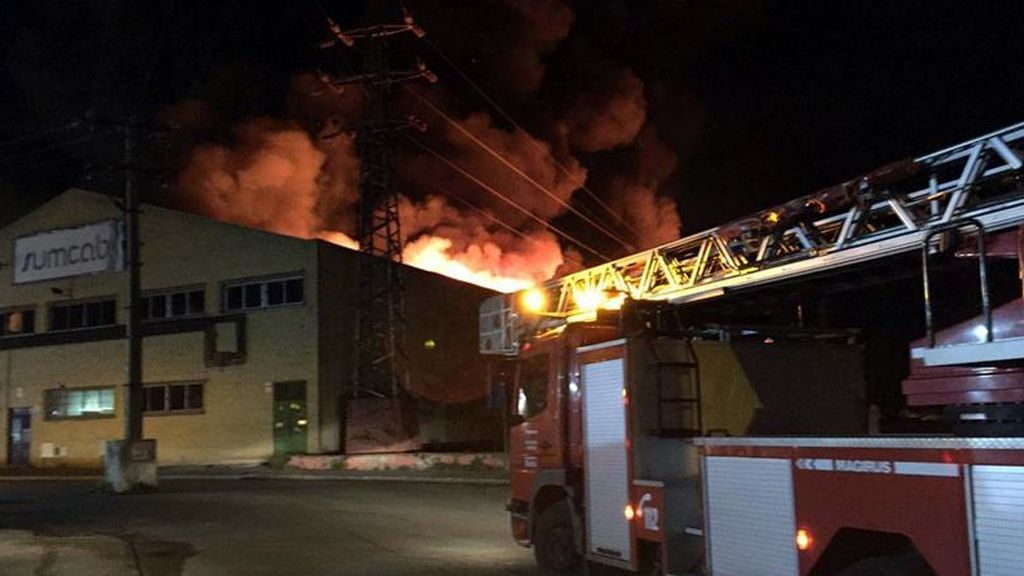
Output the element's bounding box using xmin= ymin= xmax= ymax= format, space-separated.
xmin=3 ymin=0 xmax=1024 ymax=240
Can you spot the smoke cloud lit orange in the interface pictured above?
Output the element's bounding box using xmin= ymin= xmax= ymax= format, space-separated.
xmin=169 ymin=0 xmax=683 ymax=294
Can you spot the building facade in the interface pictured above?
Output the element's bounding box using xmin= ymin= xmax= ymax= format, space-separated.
xmin=0 ymin=189 xmax=496 ymax=466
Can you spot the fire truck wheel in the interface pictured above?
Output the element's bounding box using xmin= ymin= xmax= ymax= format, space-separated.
xmin=534 ymin=500 xmax=581 ymax=575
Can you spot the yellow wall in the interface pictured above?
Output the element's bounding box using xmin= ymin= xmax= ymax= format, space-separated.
xmin=0 ymin=190 xmax=322 ymax=466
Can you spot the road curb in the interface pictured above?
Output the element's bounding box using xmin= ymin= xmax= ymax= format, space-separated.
xmin=0 ymin=476 xmax=104 ymax=481
xmin=163 ymin=474 xmax=509 ymax=485
xmin=0 ymin=474 xmax=508 ymax=485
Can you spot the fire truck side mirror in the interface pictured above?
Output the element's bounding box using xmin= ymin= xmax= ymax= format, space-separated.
xmin=507 ymin=413 xmax=525 ymax=427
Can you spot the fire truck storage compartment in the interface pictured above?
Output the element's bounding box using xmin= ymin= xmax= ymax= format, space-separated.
xmin=579 ymin=340 xmax=634 ymax=566
xmin=972 ymin=464 xmax=1024 ymax=576
xmin=695 ymin=437 xmax=1024 ymax=576
xmin=704 ymin=455 xmax=800 ymax=575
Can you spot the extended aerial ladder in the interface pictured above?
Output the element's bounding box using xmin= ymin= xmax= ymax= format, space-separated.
xmin=481 ymin=121 xmax=1024 ymax=355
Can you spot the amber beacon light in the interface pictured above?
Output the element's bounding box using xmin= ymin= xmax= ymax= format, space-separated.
xmin=796 ymin=528 xmax=813 ymax=551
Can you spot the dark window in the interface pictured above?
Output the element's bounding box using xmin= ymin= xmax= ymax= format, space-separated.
xmin=188 ymin=291 xmax=205 ymax=315
xmin=1 ymin=309 xmax=36 ymax=336
xmin=21 ymin=310 xmax=35 ymax=333
xmin=224 ymin=276 xmax=304 ymax=311
xmin=244 ymin=284 xmax=262 ymax=308
xmin=142 ymin=289 xmax=205 ymax=321
xmin=516 ymin=354 xmax=550 ymax=419
xmin=169 ymin=385 xmax=186 ymax=410
xmin=51 ymin=306 xmax=69 ymax=330
xmin=50 ymin=300 xmax=116 ymax=331
xmin=171 ymin=293 xmax=187 ymax=316
xmin=187 ymin=384 xmax=204 ymax=410
xmin=145 ymin=386 xmax=166 ymax=412
xmin=68 ymin=304 xmax=84 ymax=328
xmin=44 ymin=387 xmax=115 ymax=419
xmin=267 ymin=281 xmax=285 ymax=306
xmin=151 ymin=295 xmax=167 ymax=318
xmin=85 ymin=301 xmax=114 ymax=326
xmin=144 ymin=382 xmax=204 ymax=414
xmin=226 ymin=286 xmax=243 ymax=311
xmin=85 ymin=303 xmax=100 ymax=326
xmin=285 ymin=278 xmax=303 ymax=304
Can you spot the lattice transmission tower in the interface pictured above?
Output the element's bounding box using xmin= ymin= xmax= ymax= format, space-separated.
xmin=318 ymin=6 xmax=435 ymax=397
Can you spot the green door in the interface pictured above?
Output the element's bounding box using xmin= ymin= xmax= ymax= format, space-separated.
xmin=273 ymin=381 xmax=308 ymax=459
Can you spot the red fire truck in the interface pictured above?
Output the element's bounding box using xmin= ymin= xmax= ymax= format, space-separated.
xmin=480 ymin=123 xmax=1024 ymax=575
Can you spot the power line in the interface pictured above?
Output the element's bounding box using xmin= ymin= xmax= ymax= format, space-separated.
xmin=405 ymin=133 xmax=611 ymax=261
xmin=0 ymin=155 xmax=80 ymax=176
xmin=304 ymin=3 xmax=621 ymax=261
xmin=422 ymin=182 xmax=537 ymax=244
xmin=419 ymin=35 xmax=641 ymax=238
xmin=0 ymin=135 xmax=95 ymax=165
xmin=404 ymin=85 xmax=637 ymax=253
xmin=0 ymin=122 xmax=82 ymax=150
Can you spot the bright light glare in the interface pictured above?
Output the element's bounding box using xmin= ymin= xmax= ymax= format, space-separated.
xmin=603 ymin=292 xmax=627 ymax=310
xmin=796 ymin=529 xmax=813 ymax=551
xmin=624 ymin=505 xmax=635 ymax=520
xmin=575 ymin=289 xmax=604 ymax=311
xmin=972 ymin=325 xmax=990 ymax=341
xmin=521 ymin=289 xmax=547 ymax=313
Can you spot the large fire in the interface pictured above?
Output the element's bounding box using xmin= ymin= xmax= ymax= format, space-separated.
xmin=318 ymin=231 xmax=538 ymax=293
xmin=168 ymin=0 xmax=683 ymax=296
xmin=402 ymin=235 xmax=538 ymax=293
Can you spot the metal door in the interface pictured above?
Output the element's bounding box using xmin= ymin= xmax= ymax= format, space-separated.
xmin=273 ymin=381 xmax=308 ymax=458
xmin=582 ymin=355 xmax=632 ymax=565
xmin=704 ymin=455 xmax=798 ymax=576
xmin=972 ymin=465 xmax=1024 ymax=576
xmin=7 ymin=408 xmax=31 ymax=466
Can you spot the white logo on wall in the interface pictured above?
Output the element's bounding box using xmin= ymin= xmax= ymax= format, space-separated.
xmin=14 ymin=220 xmax=122 ymax=284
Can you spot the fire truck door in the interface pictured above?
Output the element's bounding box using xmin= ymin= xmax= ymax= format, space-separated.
xmin=580 ymin=345 xmax=633 ymax=567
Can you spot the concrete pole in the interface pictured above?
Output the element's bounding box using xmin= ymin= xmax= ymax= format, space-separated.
xmin=124 ymin=117 xmax=143 ymax=442
xmin=105 ymin=116 xmax=156 ymax=492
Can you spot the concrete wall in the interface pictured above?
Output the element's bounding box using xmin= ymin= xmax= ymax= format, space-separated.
xmin=0 ymin=189 xmax=322 ymax=466
xmin=315 ymin=243 xmax=359 ymax=454
xmin=317 ymin=243 xmax=502 ymax=451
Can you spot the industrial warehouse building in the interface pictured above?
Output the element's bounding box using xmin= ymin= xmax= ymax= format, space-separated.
xmin=0 ymin=189 xmax=497 ymax=467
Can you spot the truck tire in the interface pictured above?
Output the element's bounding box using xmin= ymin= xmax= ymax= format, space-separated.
xmin=534 ymin=500 xmax=581 ymax=575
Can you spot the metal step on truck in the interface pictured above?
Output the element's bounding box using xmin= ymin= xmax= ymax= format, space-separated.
xmin=480 ymin=122 xmax=1024 ymax=575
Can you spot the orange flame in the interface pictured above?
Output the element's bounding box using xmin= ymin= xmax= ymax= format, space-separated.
xmin=318 ymin=232 xmax=539 ymax=293
xmin=402 ymin=235 xmax=537 ymax=293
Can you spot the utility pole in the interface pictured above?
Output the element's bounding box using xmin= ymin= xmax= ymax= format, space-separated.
xmin=319 ymin=9 xmax=435 ymax=399
xmin=100 ymin=114 xmax=158 ymax=493
xmin=124 ymin=116 xmax=144 ymax=443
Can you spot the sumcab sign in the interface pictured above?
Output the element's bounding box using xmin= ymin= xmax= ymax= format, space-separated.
xmin=14 ymin=220 xmax=122 ymax=284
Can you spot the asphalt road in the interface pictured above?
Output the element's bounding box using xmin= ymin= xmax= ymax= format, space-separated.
xmin=0 ymin=479 xmax=538 ymax=575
